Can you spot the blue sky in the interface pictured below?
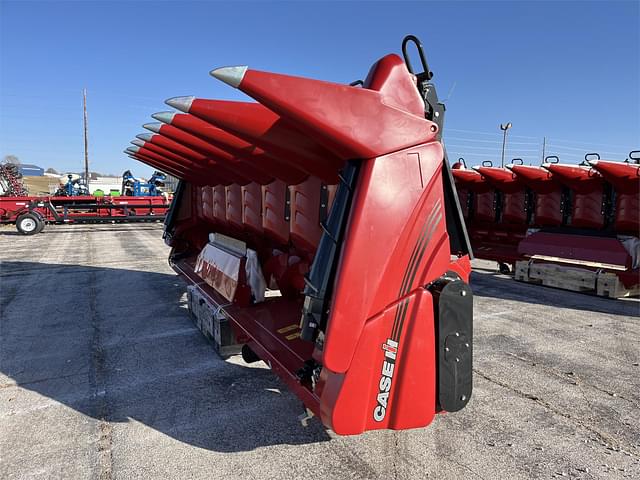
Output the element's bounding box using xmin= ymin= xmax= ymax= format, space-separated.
xmin=1 ymin=0 xmax=638 ymax=177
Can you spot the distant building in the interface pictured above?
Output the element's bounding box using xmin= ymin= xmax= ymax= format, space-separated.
xmin=19 ymin=164 xmax=44 ymax=176
xmin=88 ymin=176 xmax=122 ymax=195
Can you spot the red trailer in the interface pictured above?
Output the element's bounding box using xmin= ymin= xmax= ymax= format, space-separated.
xmin=0 ymin=194 xmax=170 ymax=235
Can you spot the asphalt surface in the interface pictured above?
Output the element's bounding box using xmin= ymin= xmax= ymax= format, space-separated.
xmin=1 ymin=223 xmax=639 ymax=480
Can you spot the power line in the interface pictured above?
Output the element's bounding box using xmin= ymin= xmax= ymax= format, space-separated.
xmin=546 ymin=144 xmax=628 ymax=157
xmin=444 ymin=143 xmax=540 ymax=153
xmin=447 ymin=128 xmax=539 ymax=139
xmin=444 ymin=136 xmax=540 ymax=146
xmin=546 ymin=137 xmax=637 ymax=149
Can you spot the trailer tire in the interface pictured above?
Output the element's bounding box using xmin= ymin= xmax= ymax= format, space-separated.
xmin=34 ymin=215 xmax=46 ymax=234
xmin=498 ymin=262 xmax=511 ymax=275
xmin=16 ymin=213 xmax=41 ymax=235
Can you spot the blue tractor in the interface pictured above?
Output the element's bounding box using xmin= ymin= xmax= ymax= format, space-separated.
xmin=121 ymin=170 xmax=165 ymax=197
xmin=54 ymin=174 xmax=90 ymax=197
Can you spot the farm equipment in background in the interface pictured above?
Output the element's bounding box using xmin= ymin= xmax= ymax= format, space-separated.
xmin=127 ymin=35 xmax=474 ymax=435
xmin=121 ymin=169 xmax=166 ymax=197
xmin=1 ymin=173 xmax=172 ymax=234
xmin=452 ymin=151 xmax=640 ymax=298
xmin=54 ymin=174 xmax=90 ymax=197
xmin=1 ymin=163 xmax=172 ymax=234
xmin=0 ymin=194 xmax=171 ymax=234
xmin=0 ymin=163 xmax=28 ymax=197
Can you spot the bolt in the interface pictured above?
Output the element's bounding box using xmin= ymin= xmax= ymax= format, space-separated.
xmin=455 ymin=357 xmax=460 ymax=362
xmin=460 ymin=395 xmax=466 ymax=401
xmin=455 ymin=332 xmax=460 ymax=337
xmin=430 ymin=125 xmax=437 ymax=133
xmin=465 ymin=343 xmax=470 ymax=348
xmin=461 ymin=290 xmax=467 ymax=296
xmin=445 ymin=347 xmax=450 ymax=352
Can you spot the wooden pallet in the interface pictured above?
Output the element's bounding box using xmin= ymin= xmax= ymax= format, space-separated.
xmin=596 ymin=271 xmax=640 ymax=298
xmin=514 ymin=260 xmax=639 ymax=299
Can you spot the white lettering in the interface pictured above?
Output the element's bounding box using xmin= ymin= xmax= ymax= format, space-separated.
xmin=373 ymin=405 xmax=385 ymax=422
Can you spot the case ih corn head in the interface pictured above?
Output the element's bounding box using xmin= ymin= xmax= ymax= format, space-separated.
xmin=128 ymin=36 xmax=474 ymax=435
xmin=453 ymin=152 xmax=640 ymax=297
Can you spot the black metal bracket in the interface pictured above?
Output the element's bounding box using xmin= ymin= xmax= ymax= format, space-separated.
xmin=300 ymin=162 xmax=360 ymax=342
xmin=402 ymin=35 xmax=433 ymax=82
xmin=319 ymin=184 xmax=329 ymax=223
xmin=442 ymin=151 xmax=474 ymax=258
xmin=401 ymin=35 xmax=445 ymax=136
xmin=429 ymin=271 xmax=473 ymax=413
xmin=164 ymin=179 xmax=184 ymax=231
xmin=284 ymin=186 xmax=291 ymax=222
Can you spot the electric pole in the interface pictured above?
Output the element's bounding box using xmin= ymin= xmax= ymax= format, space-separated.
xmin=500 ymin=122 xmax=512 ymax=167
xmin=83 ymin=88 xmax=89 ymax=187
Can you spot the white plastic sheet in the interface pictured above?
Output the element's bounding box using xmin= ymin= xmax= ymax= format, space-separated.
xmin=245 ymin=248 xmax=266 ymax=303
xmin=619 ymin=235 xmax=640 ymax=269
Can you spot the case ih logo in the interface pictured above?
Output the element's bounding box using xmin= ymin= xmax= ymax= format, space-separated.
xmin=373 ymin=338 xmax=398 ymax=422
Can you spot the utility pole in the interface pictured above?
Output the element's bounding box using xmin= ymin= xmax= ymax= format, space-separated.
xmin=83 ymin=88 xmax=89 ymax=188
xmin=542 ymin=136 xmax=546 ymax=164
xmin=500 ymin=122 xmax=512 ymax=167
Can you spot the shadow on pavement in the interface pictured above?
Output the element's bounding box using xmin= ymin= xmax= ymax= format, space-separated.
xmin=0 ymin=225 xmax=164 ymax=236
xmin=0 ymin=260 xmax=331 ymax=452
xmin=470 ymin=269 xmax=640 ymax=317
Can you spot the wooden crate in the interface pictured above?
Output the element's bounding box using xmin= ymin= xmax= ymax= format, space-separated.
xmin=596 ymin=272 xmax=640 ymax=299
xmin=515 ymin=260 xmax=597 ymax=293
xmin=514 ymin=261 xmax=530 ymax=282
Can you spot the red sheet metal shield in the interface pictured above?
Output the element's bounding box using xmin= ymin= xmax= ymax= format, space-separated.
xmin=476 ymin=166 xmax=523 ymax=193
xmin=149 ymin=114 xmax=308 ymax=185
xmin=543 ymin=163 xmax=603 ymax=193
xmin=509 ymin=165 xmax=558 ymax=192
xmin=588 ymin=160 xmax=640 ymax=193
xmin=126 ymin=148 xmax=203 ymax=183
xmin=126 ymin=152 xmax=189 ymax=181
xmin=167 ymin=97 xmax=342 ymax=183
xmin=140 ymin=127 xmax=272 ymax=185
xmin=136 ymin=136 xmax=247 ymax=185
xmin=210 ymin=54 xmax=437 ymax=161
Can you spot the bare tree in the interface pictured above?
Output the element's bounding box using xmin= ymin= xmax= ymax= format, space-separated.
xmin=2 ymin=155 xmax=20 ymax=165
xmin=45 ymin=167 xmax=59 ymax=174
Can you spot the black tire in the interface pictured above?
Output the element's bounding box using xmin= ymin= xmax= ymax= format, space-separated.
xmin=498 ymin=262 xmax=511 ymax=275
xmin=16 ymin=213 xmax=41 ymax=235
xmin=34 ymin=215 xmax=46 ymax=234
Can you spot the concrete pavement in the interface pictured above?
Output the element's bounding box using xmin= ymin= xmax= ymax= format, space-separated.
xmin=1 ymin=223 xmax=638 ymax=479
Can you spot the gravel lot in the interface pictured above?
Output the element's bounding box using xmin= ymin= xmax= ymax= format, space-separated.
xmin=1 ymin=223 xmax=638 ymax=479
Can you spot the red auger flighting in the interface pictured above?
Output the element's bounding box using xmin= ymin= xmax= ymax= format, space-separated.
xmin=126 ymin=36 xmax=474 ymax=435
